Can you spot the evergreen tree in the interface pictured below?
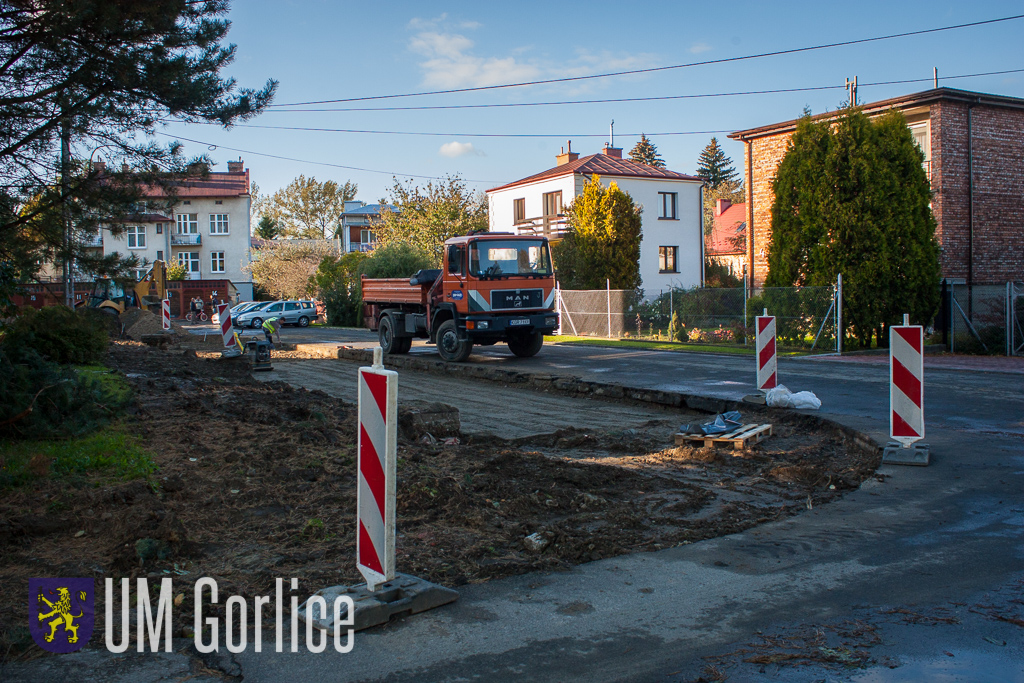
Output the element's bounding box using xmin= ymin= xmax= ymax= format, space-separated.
xmin=766 ymin=108 xmax=940 ymax=348
xmin=551 ymin=175 xmax=643 ymax=290
xmin=628 ymin=134 xmax=665 ymax=168
xmin=696 ymin=137 xmax=739 ymax=187
xmin=254 ymin=215 xmax=280 ymax=240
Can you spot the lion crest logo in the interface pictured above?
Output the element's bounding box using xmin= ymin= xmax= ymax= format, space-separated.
xmin=29 ymin=578 xmax=94 ymax=653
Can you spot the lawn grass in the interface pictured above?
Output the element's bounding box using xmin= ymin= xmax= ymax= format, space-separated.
xmin=0 ymin=425 xmax=156 ymax=488
xmin=545 ymin=335 xmax=815 ymax=357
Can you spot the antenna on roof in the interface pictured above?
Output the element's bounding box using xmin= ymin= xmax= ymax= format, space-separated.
xmin=609 ymin=120 xmax=614 ymax=148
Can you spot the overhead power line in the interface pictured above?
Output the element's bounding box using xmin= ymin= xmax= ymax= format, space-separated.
xmin=262 ymin=68 xmax=1024 ymax=113
xmin=184 ymin=122 xmax=733 ymax=138
xmin=153 ymin=131 xmax=502 ymax=183
xmin=268 ymin=15 xmax=1024 ymax=107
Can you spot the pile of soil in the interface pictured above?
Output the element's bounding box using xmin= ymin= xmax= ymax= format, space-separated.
xmin=119 ymin=309 xmax=191 ymax=343
xmin=0 ymin=340 xmax=880 ymax=650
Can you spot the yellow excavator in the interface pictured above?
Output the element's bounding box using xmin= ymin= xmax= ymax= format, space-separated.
xmin=83 ymin=260 xmax=167 ymax=315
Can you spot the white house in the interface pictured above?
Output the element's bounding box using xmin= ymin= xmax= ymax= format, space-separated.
xmin=486 ymin=143 xmax=704 ymax=294
xmin=100 ymin=159 xmax=254 ymax=300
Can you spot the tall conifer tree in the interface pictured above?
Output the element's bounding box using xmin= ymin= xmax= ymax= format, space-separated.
xmin=696 ymin=138 xmax=739 ymax=187
xmin=628 ymin=134 xmax=666 ymax=168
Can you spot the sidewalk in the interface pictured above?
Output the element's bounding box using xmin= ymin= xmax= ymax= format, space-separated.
xmin=799 ymin=352 xmax=1024 ymax=374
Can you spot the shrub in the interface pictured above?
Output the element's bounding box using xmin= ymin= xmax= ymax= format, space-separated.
xmin=313 ymin=251 xmax=367 ymax=327
xmin=358 ymin=242 xmax=433 ymax=280
xmin=1 ymin=306 xmax=107 ymax=365
xmin=0 ymin=349 xmax=132 ymax=440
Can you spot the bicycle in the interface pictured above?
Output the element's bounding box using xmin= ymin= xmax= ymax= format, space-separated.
xmin=185 ymin=310 xmax=208 ymax=323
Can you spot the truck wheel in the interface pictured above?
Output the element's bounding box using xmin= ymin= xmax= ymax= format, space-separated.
xmin=437 ymin=320 xmax=472 ymax=362
xmin=379 ymin=316 xmax=409 ymax=354
xmin=508 ymin=332 xmax=543 ymax=358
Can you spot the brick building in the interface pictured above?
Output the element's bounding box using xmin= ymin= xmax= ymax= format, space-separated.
xmin=729 ymin=88 xmax=1024 ymax=288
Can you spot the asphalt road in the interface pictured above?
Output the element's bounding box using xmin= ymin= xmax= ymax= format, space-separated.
xmin=14 ymin=326 xmax=1015 ymax=682
xmin=232 ymin=329 xmax=1024 ymax=682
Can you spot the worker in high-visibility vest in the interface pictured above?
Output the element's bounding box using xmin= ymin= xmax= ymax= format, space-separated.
xmin=262 ymin=316 xmax=282 ymax=348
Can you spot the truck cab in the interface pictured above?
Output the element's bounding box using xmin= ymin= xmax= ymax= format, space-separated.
xmin=362 ymin=233 xmax=559 ymax=362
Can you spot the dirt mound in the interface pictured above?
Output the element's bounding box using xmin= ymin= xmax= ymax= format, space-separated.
xmin=119 ymin=309 xmax=189 ymax=341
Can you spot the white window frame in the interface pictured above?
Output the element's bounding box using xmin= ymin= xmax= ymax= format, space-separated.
xmin=176 ymin=213 xmax=198 ymax=234
xmin=659 ymin=192 xmax=678 ymax=220
xmin=360 ymin=229 xmax=375 ymax=245
xmin=177 ymin=251 xmax=200 ymax=274
xmin=126 ymin=225 xmax=146 ymax=249
xmin=210 ymin=251 xmax=225 ymax=273
xmin=209 ymin=213 xmax=229 ymax=235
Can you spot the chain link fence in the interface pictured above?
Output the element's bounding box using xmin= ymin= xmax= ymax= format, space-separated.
xmin=558 ymin=282 xmax=840 ymax=353
xmin=948 ymin=282 xmax=1024 ymax=356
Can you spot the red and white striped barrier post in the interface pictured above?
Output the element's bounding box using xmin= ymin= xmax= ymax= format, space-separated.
xmin=755 ymin=309 xmax=777 ymax=391
xmin=890 ymin=314 xmax=924 ymax=446
xmin=357 ymin=347 xmax=398 ymax=591
xmin=217 ymin=302 xmax=235 ymax=348
xmin=161 ymin=299 xmax=171 ymax=331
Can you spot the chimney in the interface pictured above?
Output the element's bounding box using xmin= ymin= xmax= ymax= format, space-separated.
xmin=122 ymin=162 xmax=130 ymax=173
xmin=600 ymin=143 xmax=622 ymax=158
xmin=716 ymin=198 xmax=731 ymax=216
xmin=556 ymin=140 xmax=579 ymax=166
xmin=92 ymin=161 xmax=106 ymax=173
xmin=227 ymin=158 xmax=244 ymax=173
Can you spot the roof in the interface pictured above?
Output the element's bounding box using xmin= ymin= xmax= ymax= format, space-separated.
xmin=341 ymin=203 xmax=397 ymax=217
xmin=140 ymin=170 xmax=250 ymax=199
xmin=729 ymin=87 xmax=1024 ymax=141
xmin=487 ymin=153 xmax=702 ymax=193
xmin=707 ymin=202 xmax=746 ymax=255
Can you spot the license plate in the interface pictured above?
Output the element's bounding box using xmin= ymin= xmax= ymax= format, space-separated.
xmin=509 ymin=318 xmax=530 ymax=326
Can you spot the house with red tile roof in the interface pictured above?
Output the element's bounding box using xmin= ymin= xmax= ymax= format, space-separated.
xmin=100 ymin=159 xmax=255 ymax=300
xmin=706 ymin=199 xmax=747 ymax=278
xmin=487 ymin=143 xmax=705 ymax=293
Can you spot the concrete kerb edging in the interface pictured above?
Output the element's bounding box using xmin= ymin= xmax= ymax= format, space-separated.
xmin=331 ymin=347 xmax=881 ymax=460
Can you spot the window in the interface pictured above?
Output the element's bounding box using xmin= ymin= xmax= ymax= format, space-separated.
xmin=127 ymin=225 xmax=146 ymax=249
xmin=265 ymin=302 xmax=283 ymax=313
xmin=359 ymin=229 xmax=375 ymax=245
xmin=513 ymin=198 xmax=526 ymax=224
xmin=156 ymin=250 xmax=164 ymax=260
xmin=156 ymin=223 xmax=163 ymax=234
xmin=134 ymin=201 xmax=147 ymax=214
xmin=177 ymin=251 xmax=200 ymax=274
xmin=659 ymin=192 xmax=678 ymax=220
xmin=542 ymin=191 xmax=562 ymax=217
xmin=176 ymin=213 xmax=198 ymax=234
xmin=210 ymin=251 xmax=225 ymax=273
xmin=908 ymin=122 xmax=930 ymax=175
xmin=284 ymin=302 xmax=300 ymax=311
xmin=182 ymin=200 xmax=191 ymax=205
xmin=215 ymin=200 xmax=223 ymax=205
xmin=134 ymin=269 xmax=147 ymax=280
xmin=210 ymin=214 xmax=229 ymax=234
xmin=659 ymin=246 xmax=678 ymax=273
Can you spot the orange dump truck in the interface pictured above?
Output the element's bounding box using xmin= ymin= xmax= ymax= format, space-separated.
xmin=361 ymin=233 xmax=559 ymax=362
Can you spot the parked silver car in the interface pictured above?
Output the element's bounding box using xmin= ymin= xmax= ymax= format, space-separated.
xmin=234 ymin=300 xmax=318 ymax=329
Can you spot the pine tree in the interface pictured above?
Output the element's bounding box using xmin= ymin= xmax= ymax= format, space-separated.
xmin=628 ymin=134 xmax=666 ymax=168
xmin=696 ymin=138 xmax=739 ymax=187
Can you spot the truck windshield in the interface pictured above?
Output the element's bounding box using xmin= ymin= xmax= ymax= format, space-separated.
xmin=469 ymin=240 xmax=552 ymax=278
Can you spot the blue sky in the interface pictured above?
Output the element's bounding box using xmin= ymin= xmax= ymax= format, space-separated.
xmin=158 ymin=1 xmax=1024 ymax=205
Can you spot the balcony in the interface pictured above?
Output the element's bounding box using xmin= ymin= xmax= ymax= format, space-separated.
xmin=171 ymin=233 xmax=201 ymax=246
xmin=514 ymin=215 xmax=569 ymax=239
xmin=79 ymin=233 xmax=103 ymax=248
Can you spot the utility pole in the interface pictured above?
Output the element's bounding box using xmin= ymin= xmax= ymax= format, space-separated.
xmin=61 ymin=112 xmax=74 ymax=308
xmin=845 ymin=76 xmax=858 ymax=106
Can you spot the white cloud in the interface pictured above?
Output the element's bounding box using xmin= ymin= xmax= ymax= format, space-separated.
xmin=439 ymin=141 xmax=482 ymax=158
xmin=689 ymin=42 xmax=712 ymax=54
xmin=410 ymin=28 xmax=540 ymax=88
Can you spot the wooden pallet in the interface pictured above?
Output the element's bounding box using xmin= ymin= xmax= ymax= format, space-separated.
xmin=674 ymin=423 xmax=773 ymax=451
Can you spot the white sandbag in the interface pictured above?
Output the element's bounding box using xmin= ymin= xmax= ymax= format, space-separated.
xmin=764 ymin=384 xmax=822 ymax=410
